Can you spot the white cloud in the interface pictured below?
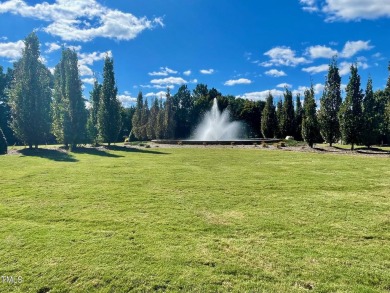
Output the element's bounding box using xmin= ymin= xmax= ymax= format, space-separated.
xmin=265 ymin=69 xmax=287 ymax=77
xmin=118 ymin=93 xmax=137 ymax=107
xmin=145 ymin=91 xmax=167 ymax=99
xmin=261 ymin=46 xmax=308 ymax=67
xmin=339 ymin=61 xmax=369 ymax=76
xmin=183 ymin=70 xmax=191 ymax=76
xmin=150 ymin=77 xmax=187 ymax=85
xmin=277 ymin=83 xmax=292 ymax=88
xmin=82 ymin=77 xmax=95 ymax=85
xmin=302 ymin=64 xmax=329 ymax=74
xmin=224 ymin=78 xmax=252 ymax=86
xmin=200 ymin=69 xmax=214 ymax=74
xmin=45 ymin=42 xmax=61 ymax=53
xmin=148 ymin=67 xmax=178 ymax=76
xmin=0 ymin=0 xmax=163 ymax=42
xmin=301 ymin=0 xmax=390 ymax=21
xmin=0 ymin=40 xmax=24 ymax=60
xmin=237 ymin=89 xmax=284 ymax=101
xmin=341 ymin=40 xmax=373 ymax=58
xmin=324 ymin=0 xmax=390 ymax=21
xmin=77 ymin=50 xmax=111 ymax=77
xmin=306 ymin=45 xmax=338 ymax=59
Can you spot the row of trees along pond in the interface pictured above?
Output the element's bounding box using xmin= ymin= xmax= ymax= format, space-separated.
xmin=1 ymin=32 xmax=390 ymax=153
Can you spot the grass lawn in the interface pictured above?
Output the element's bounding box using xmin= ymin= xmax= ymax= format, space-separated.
xmin=0 ymin=146 xmax=389 ymax=292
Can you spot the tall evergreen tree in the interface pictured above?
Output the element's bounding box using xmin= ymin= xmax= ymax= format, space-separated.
xmin=361 ymin=77 xmax=380 ymax=148
xmin=147 ymin=98 xmax=159 ymax=140
xmin=0 ymin=67 xmax=14 ymax=144
xmin=140 ymin=99 xmax=149 ymax=140
xmin=52 ymin=48 xmax=87 ymax=150
xmin=156 ymin=98 xmax=165 ymax=139
xmin=173 ymin=84 xmax=193 ymax=138
xmin=281 ymin=88 xmax=295 ymax=137
xmin=318 ymin=57 xmax=342 ymax=146
xmin=261 ymin=92 xmax=276 ymax=138
xmin=0 ymin=127 xmax=7 ymax=154
xmin=9 ymin=32 xmax=52 ymax=149
xmin=294 ymin=94 xmax=303 ymax=141
xmin=339 ymin=64 xmax=363 ymax=150
xmin=302 ymin=85 xmax=319 ymax=148
xmin=163 ymin=88 xmax=175 ymax=139
xmin=276 ymin=99 xmax=283 ymax=138
xmin=97 ymin=56 xmax=121 ymax=146
xmin=87 ymin=80 xmax=102 ymax=144
xmin=131 ymin=91 xmax=143 ymax=140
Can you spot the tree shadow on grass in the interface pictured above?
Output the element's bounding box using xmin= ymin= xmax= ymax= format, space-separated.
xmin=19 ymin=148 xmax=78 ymax=162
xmin=356 ymin=147 xmax=390 ymax=155
xmin=72 ymin=147 xmax=124 ymax=158
xmin=107 ymin=145 xmax=170 ymax=155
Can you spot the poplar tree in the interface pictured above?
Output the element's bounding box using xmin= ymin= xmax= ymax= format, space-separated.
xmin=52 ymin=48 xmax=87 ymax=150
xmin=9 ymin=32 xmax=52 ymax=149
xmin=0 ymin=127 xmax=7 ymax=154
xmin=281 ymin=88 xmax=295 ymax=137
xmin=97 ymin=56 xmax=121 ymax=146
xmin=361 ymin=77 xmax=380 ymax=148
xmin=302 ymin=85 xmax=319 ymax=148
xmin=276 ymin=99 xmax=283 ymax=138
xmin=294 ymin=94 xmax=303 ymax=141
xmin=261 ymin=92 xmax=276 ymax=138
xmin=339 ymin=64 xmax=363 ymax=150
xmin=87 ymin=80 xmax=102 ymax=144
xmin=131 ymin=91 xmax=143 ymax=140
xmin=163 ymin=88 xmax=175 ymax=139
xmin=318 ymin=57 xmax=342 ymax=146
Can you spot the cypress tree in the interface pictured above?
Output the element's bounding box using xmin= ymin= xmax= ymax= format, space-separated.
xmin=261 ymin=92 xmax=276 ymax=138
xmin=164 ymin=88 xmax=175 ymax=139
xmin=276 ymin=99 xmax=283 ymax=138
xmin=9 ymin=32 xmax=52 ymax=149
xmin=361 ymin=77 xmax=380 ymax=148
xmin=318 ymin=57 xmax=342 ymax=146
xmin=87 ymin=80 xmax=102 ymax=145
xmin=339 ymin=64 xmax=364 ymax=150
xmin=294 ymin=94 xmax=303 ymax=141
xmin=281 ymin=88 xmax=295 ymax=137
xmin=140 ymin=99 xmax=149 ymax=140
xmin=52 ymin=48 xmax=87 ymax=150
xmin=131 ymin=91 xmax=143 ymax=140
xmin=97 ymin=56 xmax=122 ymax=146
xmin=0 ymin=127 xmax=7 ymax=154
xmin=156 ymin=98 xmax=165 ymax=139
xmin=302 ymin=85 xmax=319 ymax=148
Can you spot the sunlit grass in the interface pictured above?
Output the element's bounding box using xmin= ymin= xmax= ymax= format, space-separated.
xmin=1 ymin=146 xmax=389 ymax=292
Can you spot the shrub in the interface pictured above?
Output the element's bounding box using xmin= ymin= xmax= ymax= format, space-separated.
xmin=0 ymin=127 xmax=7 ymax=155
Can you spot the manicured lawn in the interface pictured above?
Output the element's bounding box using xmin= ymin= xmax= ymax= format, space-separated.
xmin=0 ymin=146 xmax=389 ymax=292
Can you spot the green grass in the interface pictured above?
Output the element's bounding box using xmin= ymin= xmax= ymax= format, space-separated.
xmin=1 ymin=146 xmax=389 ymax=292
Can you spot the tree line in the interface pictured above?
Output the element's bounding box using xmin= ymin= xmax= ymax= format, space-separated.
xmin=1 ymin=32 xmax=390 ymax=153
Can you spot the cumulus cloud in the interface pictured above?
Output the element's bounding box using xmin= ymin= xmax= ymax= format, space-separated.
xmin=277 ymin=83 xmax=292 ymax=88
xmin=339 ymin=61 xmax=369 ymax=76
xmin=200 ymin=69 xmax=214 ymax=74
xmin=306 ymin=45 xmax=338 ymax=59
xmin=82 ymin=77 xmax=96 ymax=85
xmin=183 ymin=70 xmax=191 ymax=76
xmin=261 ymin=46 xmax=308 ymax=67
xmin=302 ymin=64 xmax=329 ymax=74
xmin=224 ymin=78 xmax=252 ymax=86
xmin=265 ymin=69 xmax=287 ymax=77
xmin=150 ymin=77 xmax=187 ymax=86
xmin=148 ymin=67 xmax=178 ymax=76
xmin=45 ymin=42 xmax=61 ymax=53
xmin=118 ymin=93 xmax=137 ymax=107
xmin=300 ymin=0 xmax=390 ymax=21
xmin=145 ymin=91 xmax=167 ymax=99
xmin=0 ymin=40 xmax=24 ymax=60
xmin=77 ymin=50 xmax=111 ymax=77
xmin=0 ymin=0 xmax=163 ymax=42
xmin=237 ymin=89 xmax=284 ymax=101
xmin=340 ymin=40 xmax=373 ymax=58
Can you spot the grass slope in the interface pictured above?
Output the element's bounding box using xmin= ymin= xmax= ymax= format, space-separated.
xmin=0 ymin=146 xmax=389 ymax=292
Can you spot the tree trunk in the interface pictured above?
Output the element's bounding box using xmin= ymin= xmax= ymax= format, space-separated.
xmin=34 ymin=144 xmax=38 ymax=149
xmin=351 ymin=143 xmax=354 ymax=151
xmin=29 ymin=143 xmax=32 ymax=149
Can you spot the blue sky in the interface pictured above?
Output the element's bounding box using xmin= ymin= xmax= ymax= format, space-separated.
xmin=0 ymin=0 xmax=389 ymax=107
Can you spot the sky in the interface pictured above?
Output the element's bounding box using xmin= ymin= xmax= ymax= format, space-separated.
xmin=0 ymin=0 xmax=390 ymax=107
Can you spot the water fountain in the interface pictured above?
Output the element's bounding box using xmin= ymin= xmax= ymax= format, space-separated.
xmin=191 ymin=98 xmax=243 ymax=141
xmin=152 ymin=98 xmax=280 ymax=145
